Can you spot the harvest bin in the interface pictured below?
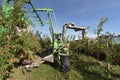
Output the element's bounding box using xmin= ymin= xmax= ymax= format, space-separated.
xmin=60 ymin=54 xmax=70 ymax=72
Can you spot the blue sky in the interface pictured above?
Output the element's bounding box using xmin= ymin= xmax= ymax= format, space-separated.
xmin=16 ymin=0 xmax=120 ymax=38
xmin=1 ymin=0 xmax=120 ymax=38
xmin=31 ymin=0 xmax=120 ymax=38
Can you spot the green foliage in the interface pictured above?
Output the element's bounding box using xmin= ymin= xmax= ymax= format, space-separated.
xmin=11 ymin=0 xmax=26 ymax=28
xmin=0 ymin=32 xmax=41 ymax=79
xmin=40 ymin=36 xmax=51 ymax=49
xmin=0 ymin=1 xmax=41 ymax=79
xmin=92 ymin=17 xmax=108 ymax=55
xmin=0 ymin=50 xmax=13 ymax=80
xmin=0 ymin=33 xmax=13 ymax=80
xmin=69 ymin=41 xmax=78 ymax=49
xmin=90 ymin=36 xmax=106 ymax=54
xmin=94 ymin=17 xmax=108 ymax=36
xmin=10 ymin=32 xmax=41 ymax=59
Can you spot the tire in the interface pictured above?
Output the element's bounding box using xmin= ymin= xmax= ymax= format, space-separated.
xmin=60 ymin=54 xmax=70 ymax=72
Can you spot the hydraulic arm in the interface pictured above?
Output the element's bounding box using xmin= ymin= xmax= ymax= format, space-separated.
xmin=62 ymin=22 xmax=88 ymax=42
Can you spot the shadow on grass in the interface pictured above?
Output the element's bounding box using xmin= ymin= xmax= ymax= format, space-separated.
xmin=43 ymin=61 xmax=62 ymax=72
xmin=70 ymin=54 xmax=114 ymax=80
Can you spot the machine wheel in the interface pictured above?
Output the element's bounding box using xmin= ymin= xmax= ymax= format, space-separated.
xmin=60 ymin=54 xmax=70 ymax=72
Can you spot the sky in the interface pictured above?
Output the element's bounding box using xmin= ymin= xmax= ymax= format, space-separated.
xmin=31 ymin=0 xmax=120 ymax=38
xmin=2 ymin=0 xmax=120 ymax=38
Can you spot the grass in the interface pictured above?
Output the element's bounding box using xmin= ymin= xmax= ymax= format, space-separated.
xmin=8 ymin=63 xmax=83 ymax=80
xmin=8 ymin=53 xmax=120 ymax=80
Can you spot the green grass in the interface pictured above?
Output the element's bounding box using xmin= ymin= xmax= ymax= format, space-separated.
xmin=8 ymin=54 xmax=120 ymax=80
xmin=9 ymin=63 xmax=84 ymax=80
xmin=26 ymin=64 xmax=84 ymax=80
